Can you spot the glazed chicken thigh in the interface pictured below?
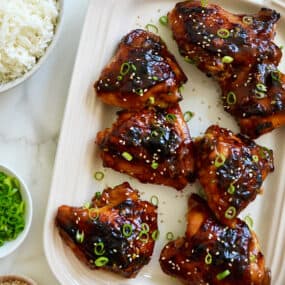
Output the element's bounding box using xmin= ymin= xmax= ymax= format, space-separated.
xmin=96 ymin=104 xmax=195 ymax=190
xmin=168 ymin=0 xmax=285 ymax=138
xmin=160 ymin=194 xmax=271 ymax=285
xmin=94 ymin=29 xmax=187 ymax=110
xmin=56 ymin=182 xmax=158 ymax=278
xmin=194 ymin=125 xmax=274 ymax=227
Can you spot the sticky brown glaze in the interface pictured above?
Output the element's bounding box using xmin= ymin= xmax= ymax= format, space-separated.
xmin=96 ymin=104 xmax=195 ymax=190
xmin=159 ymin=194 xmax=271 ymax=285
xmin=94 ymin=29 xmax=187 ymax=109
xmin=168 ymin=1 xmax=285 ymax=138
xmin=56 ymin=182 xmax=158 ymax=278
xmin=194 ymin=125 xmax=274 ymax=227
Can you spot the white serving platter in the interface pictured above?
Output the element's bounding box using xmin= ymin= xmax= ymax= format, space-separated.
xmin=43 ymin=0 xmax=285 ymax=284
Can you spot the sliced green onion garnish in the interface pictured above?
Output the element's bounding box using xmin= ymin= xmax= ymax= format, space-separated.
xmin=214 ymin=153 xmax=226 ymax=168
xmin=184 ymin=111 xmax=194 ymax=122
xmin=184 ymin=56 xmax=196 ymax=64
xmin=0 ymin=173 xmax=25 ymax=246
xmin=148 ymin=96 xmax=155 ymax=105
xmin=217 ymin=28 xmax=230 ymax=39
xmin=250 ymin=254 xmax=256 ymax=263
xmin=225 ymin=206 xmax=237 ymax=219
xmin=256 ymin=83 xmax=267 ymax=93
xmin=252 ymin=155 xmax=259 ymax=163
xmin=94 ymin=242 xmax=105 ymax=256
xmin=130 ymin=63 xmax=137 ymax=71
xmin=120 ymin=62 xmax=130 ymax=76
xmin=122 ymin=223 xmax=133 ymax=237
xmin=244 ymin=215 xmax=254 ymax=230
xmin=216 ymin=269 xmax=231 ymax=280
xmin=205 ymin=252 xmax=212 ymax=265
xmin=76 ymin=230 xmax=84 ymax=243
xmin=95 ymin=191 xmax=101 ymax=199
xmin=222 ymin=56 xmax=234 ymax=64
xmin=151 ymin=161 xmax=159 ymax=170
xmin=139 ymin=232 xmax=149 ymax=243
xmin=83 ymin=202 xmax=91 ymax=209
xmin=242 ymin=16 xmax=253 ymax=25
xmin=95 ymin=256 xmax=109 ymax=267
xmin=152 ymin=75 xmax=159 ymax=81
xmin=159 ymin=15 xmax=168 ymax=25
xmin=122 ymin=152 xmax=133 ymax=161
xmin=141 ymin=223 xmax=150 ymax=233
xmin=200 ymin=0 xmax=208 ymax=7
xmin=255 ymin=90 xmax=266 ymax=99
xmin=135 ymin=88 xmax=144 ymax=96
xmin=89 ymin=208 xmax=99 ymax=220
xmin=271 ymin=70 xmax=281 ymax=82
xmin=151 ymin=230 xmax=160 ymax=240
xmin=150 ymin=195 xmax=159 ymax=206
xmin=166 ymin=231 xmax=174 ymax=240
xmin=166 ymin=113 xmax=177 ymax=122
xmin=117 ymin=75 xmax=123 ymax=81
xmin=227 ymin=183 xmax=235 ymax=195
xmin=226 ymin=91 xmax=237 ymax=105
xmin=145 ymin=23 xmax=159 ymax=33
xmin=94 ymin=171 xmax=104 ymax=181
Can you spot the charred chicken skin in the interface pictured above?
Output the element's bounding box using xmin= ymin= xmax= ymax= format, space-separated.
xmin=194 ymin=125 xmax=274 ymax=227
xmin=94 ymin=29 xmax=187 ymax=110
xmin=160 ymin=194 xmax=271 ymax=285
xmin=56 ymin=182 xmax=158 ymax=278
xmin=168 ymin=0 xmax=285 ymax=138
xmin=96 ymin=104 xmax=195 ymax=190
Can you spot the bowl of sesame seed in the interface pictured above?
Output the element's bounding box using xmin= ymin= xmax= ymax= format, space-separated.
xmin=0 ymin=275 xmax=37 ymax=285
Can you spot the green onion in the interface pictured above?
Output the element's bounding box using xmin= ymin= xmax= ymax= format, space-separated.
xmin=117 ymin=75 xmax=123 ymax=81
xmin=252 ymin=155 xmax=259 ymax=163
xmin=94 ymin=242 xmax=105 ymax=256
xmin=179 ymin=85 xmax=184 ymax=93
xmin=214 ymin=153 xmax=226 ymax=168
xmin=141 ymin=223 xmax=150 ymax=233
xmin=184 ymin=56 xmax=196 ymax=64
xmin=255 ymin=90 xmax=266 ymax=99
xmin=83 ymin=202 xmax=90 ymax=209
xmin=217 ymin=28 xmax=230 ymax=39
xmin=75 ymin=230 xmax=84 ymax=243
xmin=139 ymin=232 xmax=149 ymax=243
xmin=135 ymin=88 xmax=144 ymax=96
xmin=250 ymin=254 xmax=256 ymax=263
xmin=225 ymin=206 xmax=236 ymax=219
xmin=130 ymin=63 xmax=136 ymax=72
xmin=242 ymin=16 xmax=253 ymax=25
xmin=226 ymin=91 xmax=237 ymax=105
xmin=256 ymin=83 xmax=267 ymax=93
xmin=201 ymin=0 xmax=208 ymax=7
xmin=0 ymin=173 xmax=25 ymax=247
xmin=148 ymin=96 xmax=155 ymax=105
xmin=222 ymin=56 xmax=234 ymax=64
xmin=152 ymin=76 xmax=159 ymax=81
xmin=150 ymin=195 xmax=159 ymax=206
xmin=271 ymin=70 xmax=281 ymax=82
xmin=95 ymin=191 xmax=101 ymax=199
xmin=89 ymin=208 xmax=99 ymax=220
xmin=120 ymin=62 xmax=130 ymax=76
xmin=216 ymin=269 xmax=231 ymax=280
xmin=159 ymin=15 xmax=168 ymax=26
xmin=227 ymin=183 xmax=235 ymax=195
xmin=205 ymin=252 xmax=212 ymax=265
xmin=94 ymin=171 xmax=104 ymax=181
xmin=151 ymin=162 xmax=159 ymax=170
xmin=145 ymin=23 xmax=159 ymax=33
xmin=122 ymin=223 xmax=133 ymax=237
xmin=151 ymin=230 xmax=160 ymax=240
xmin=95 ymin=256 xmax=109 ymax=267
xmin=166 ymin=231 xmax=174 ymax=240
xmin=122 ymin=152 xmax=133 ymax=161
xmin=184 ymin=111 xmax=194 ymax=122
xmin=244 ymin=215 xmax=254 ymax=230
xmin=166 ymin=113 xmax=177 ymax=122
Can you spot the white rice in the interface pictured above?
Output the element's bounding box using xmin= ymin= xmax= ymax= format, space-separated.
xmin=0 ymin=0 xmax=59 ymax=83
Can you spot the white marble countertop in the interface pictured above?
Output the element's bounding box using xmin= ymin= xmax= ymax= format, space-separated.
xmin=0 ymin=1 xmax=89 ymax=284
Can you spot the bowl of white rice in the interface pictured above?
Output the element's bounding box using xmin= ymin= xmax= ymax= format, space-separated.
xmin=0 ymin=0 xmax=64 ymax=93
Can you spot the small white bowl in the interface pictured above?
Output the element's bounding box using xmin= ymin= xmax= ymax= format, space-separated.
xmin=0 ymin=0 xmax=65 ymax=93
xmin=0 ymin=165 xmax=33 ymax=259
